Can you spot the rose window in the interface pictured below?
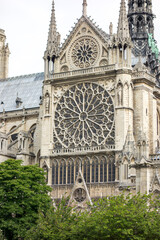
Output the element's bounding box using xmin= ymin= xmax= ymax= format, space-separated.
xmin=54 ymin=83 xmax=115 ymax=150
xmin=74 ymin=188 xmax=86 ymax=203
xmin=71 ymin=38 xmax=98 ymax=68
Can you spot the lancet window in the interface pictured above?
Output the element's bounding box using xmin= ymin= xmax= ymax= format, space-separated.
xmin=138 ymin=0 xmax=142 ymax=7
xmin=52 ymin=155 xmax=115 ymax=185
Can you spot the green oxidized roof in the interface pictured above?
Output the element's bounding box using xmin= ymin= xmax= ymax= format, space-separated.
xmin=148 ymin=33 xmax=159 ymax=60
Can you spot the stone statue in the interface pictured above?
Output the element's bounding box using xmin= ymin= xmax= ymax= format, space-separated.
xmin=148 ymin=33 xmax=152 ymax=47
xmin=117 ymin=84 xmax=123 ymax=106
xmin=45 ymin=91 xmax=50 ymax=114
xmin=43 ymin=165 xmax=48 ymax=182
xmin=109 ymin=22 xmax=113 ymax=35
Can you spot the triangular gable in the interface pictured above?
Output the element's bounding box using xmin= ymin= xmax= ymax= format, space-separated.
xmin=60 ymin=15 xmax=109 ymax=55
xmin=69 ymin=167 xmax=92 ymax=209
xmin=150 ymin=170 xmax=160 ymax=193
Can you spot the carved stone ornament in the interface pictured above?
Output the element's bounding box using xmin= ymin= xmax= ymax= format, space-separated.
xmin=117 ymin=84 xmax=123 ymax=106
xmin=74 ymin=188 xmax=86 ymax=203
xmin=45 ymin=91 xmax=50 ymax=114
xmin=71 ymin=37 xmax=99 ymax=68
xmin=150 ymin=172 xmax=160 ymax=194
xmin=54 ymin=82 xmax=115 ymax=149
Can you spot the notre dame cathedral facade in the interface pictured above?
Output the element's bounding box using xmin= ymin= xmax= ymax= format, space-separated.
xmin=0 ymin=0 xmax=160 ymax=207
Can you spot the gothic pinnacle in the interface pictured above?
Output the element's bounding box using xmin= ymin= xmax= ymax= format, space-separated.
xmin=117 ymin=0 xmax=130 ymax=39
xmin=83 ymin=0 xmax=87 ymax=17
xmin=46 ymin=0 xmax=60 ymax=57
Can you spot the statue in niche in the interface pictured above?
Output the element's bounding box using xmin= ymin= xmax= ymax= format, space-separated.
xmin=117 ymin=84 xmax=123 ymax=106
xmin=18 ymin=137 xmax=22 ymax=152
xmin=45 ymin=91 xmax=50 ymax=114
xmin=43 ymin=164 xmax=48 ymax=182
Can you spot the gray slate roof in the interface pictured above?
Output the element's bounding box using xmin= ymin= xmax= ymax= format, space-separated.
xmin=0 ymin=72 xmax=44 ymax=113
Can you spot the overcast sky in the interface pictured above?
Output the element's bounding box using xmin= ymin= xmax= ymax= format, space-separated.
xmin=0 ymin=0 xmax=160 ymax=78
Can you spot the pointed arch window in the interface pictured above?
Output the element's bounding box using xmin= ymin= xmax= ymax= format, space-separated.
xmin=92 ymin=161 xmax=95 ymax=183
xmin=68 ymin=162 xmax=71 ymax=184
xmin=75 ymin=160 xmax=79 ymax=181
xmin=71 ymin=162 xmax=74 ymax=184
xmin=137 ymin=16 xmax=143 ymax=33
xmin=87 ymin=160 xmax=90 ymax=183
xmin=108 ymin=158 xmax=115 ymax=182
xmin=108 ymin=161 xmax=112 ymax=182
xmin=59 ymin=160 xmax=66 ymax=184
xmin=1 ymin=140 xmax=3 ymax=150
xmin=52 ymin=161 xmax=58 ymax=185
xmin=60 ymin=162 xmax=63 ymax=184
xmin=100 ymin=160 xmax=103 ymax=182
xmin=124 ymin=163 xmax=128 ymax=180
xmin=64 ymin=162 xmax=66 ymax=184
xmin=67 ymin=160 xmax=74 ymax=184
xmin=56 ymin=162 xmax=58 ymax=184
xmin=84 ymin=160 xmax=87 ymax=182
xmin=138 ymin=0 xmax=142 ymax=7
xmin=83 ymin=159 xmax=90 ymax=183
xmin=91 ymin=158 xmax=99 ymax=183
xmin=104 ymin=159 xmax=107 ymax=182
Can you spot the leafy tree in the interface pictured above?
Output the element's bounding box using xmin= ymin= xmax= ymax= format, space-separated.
xmin=27 ymin=194 xmax=160 ymax=240
xmin=0 ymin=230 xmax=5 ymax=240
xmin=26 ymin=197 xmax=78 ymax=240
xmin=0 ymin=159 xmax=52 ymax=240
xmin=72 ymin=194 xmax=160 ymax=240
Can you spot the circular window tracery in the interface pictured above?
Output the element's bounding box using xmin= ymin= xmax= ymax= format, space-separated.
xmin=71 ymin=38 xmax=99 ymax=68
xmin=54 ymin=83 xmax=115 ymax=149
xmin=74 ymin=188 xmax=86 ymax=203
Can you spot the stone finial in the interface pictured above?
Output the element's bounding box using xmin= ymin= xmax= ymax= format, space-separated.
xmin=117 ymin=0 xmax=130 ymax=39
xmin=109 ymin=22 xmax=113 ymax=35
xmin=82 ymin=0 xmax=87 ymax=17
xmin=45 ymin=0 xmax=60 ymax=58
xmin=0 ymin=29 xmax=10 ymax=79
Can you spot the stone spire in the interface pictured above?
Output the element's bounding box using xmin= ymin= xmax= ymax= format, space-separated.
xmin=82 ymin=0 xmax=87 ymax=17
xmin=117 ymin=0 xmax=130 ymax=39
xmin=46 ymin=0 xmax=60 ymax=58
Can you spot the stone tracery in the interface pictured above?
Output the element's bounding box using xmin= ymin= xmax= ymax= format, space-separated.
xmin=71 ymin=37 xmax=99 ymax=68
xmin=52 ymin=154 xmax=115 ymax=185
xmin=53 ymin=82 xmax=115 ymax=150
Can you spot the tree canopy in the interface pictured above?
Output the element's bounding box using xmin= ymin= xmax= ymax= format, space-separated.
xmin=0 ymin=159 xmax=52 ymax=240
xmin=27 ymin=194 xmax=160 ymax=240
xmin=1 ymin=159 xmax=160 ymax=240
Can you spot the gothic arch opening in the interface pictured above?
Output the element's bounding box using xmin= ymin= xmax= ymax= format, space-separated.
xmin=129 ymin=17 xmax=133 ymax=36
xmin=147 ymin=16 xmax=152 ymax=33
xmin=137 ymin=16 xmax=144 ymax=33
xmin=138 ymin=0 xmax=142 ymax=7
xmin=51 ymin=155 xmax=115 ymax=186
xmin=9 ymin=126 xmax=18 ymax=143
xmin=29 ymin=124 xmax=36 ymax=142
xmin=1 ymin=139 xmax=3 ymax=150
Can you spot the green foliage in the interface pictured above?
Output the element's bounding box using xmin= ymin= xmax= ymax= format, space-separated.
xmin=26 ymin=196 xmax=78 ymax=240
xmin=0 ymin=230 xmax=5 ymax=240
xmin=27 ymin=194 xmax=160 ymax=240
xmin=0 ymin=159 xmax=52 ymax=240
xmin=72 ymin=194 xmax=160 ymax=240
xmin=1 ymin=159 xmax=160 ymax=240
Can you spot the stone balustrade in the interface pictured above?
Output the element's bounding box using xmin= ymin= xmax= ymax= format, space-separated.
xmin=48 ymin=64 xmax=131 ymax=81
xmin=52 ymin=144 xmax=115 ymax=156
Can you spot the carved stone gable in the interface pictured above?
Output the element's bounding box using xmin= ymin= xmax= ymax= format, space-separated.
xmin=69 ymin=167 xmax=92 ymax=209
xmin=150 ymin=170 xmax=160 ymax=194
